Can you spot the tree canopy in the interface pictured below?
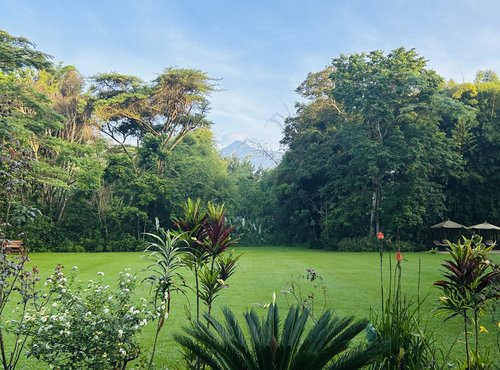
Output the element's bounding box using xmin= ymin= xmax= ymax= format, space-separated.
xmin=1 ymin=29 xmax=498 ymax=251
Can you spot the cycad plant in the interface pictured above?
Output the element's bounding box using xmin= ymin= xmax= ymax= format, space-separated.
xmin=434 ymin=237 xmax=499 ymax=369
xmin=175 ymin=300 xmax=381 ymax=370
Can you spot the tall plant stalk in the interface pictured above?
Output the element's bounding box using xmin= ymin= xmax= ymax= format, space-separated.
xmin=143 ymin=229 xmax=186 ymax=369
xmin=377 ymin=232 xmax=385 ymax=314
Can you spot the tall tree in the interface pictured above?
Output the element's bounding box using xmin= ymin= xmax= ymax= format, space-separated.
xmin=444 ymin=71 xmax=500 ymax=224
xmin=90 ymin=68 xmax=216 ymax=168
xmin=329 ymin=48 xmax=466 ymax=237
xmin=0 ymin=30 xmax=52 ymax=72
xmin=272 ymin=48 xmax=473 ymax=245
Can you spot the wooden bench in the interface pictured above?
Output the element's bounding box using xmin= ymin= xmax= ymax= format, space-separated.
xmin=1 ymin=240 xmax=25 ymax=254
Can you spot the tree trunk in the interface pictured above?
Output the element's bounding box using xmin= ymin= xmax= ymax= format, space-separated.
xmin=464 ymin=313 xmax=470 ymax=369
xmin=370 ymin=181 xmax=381 ymax=237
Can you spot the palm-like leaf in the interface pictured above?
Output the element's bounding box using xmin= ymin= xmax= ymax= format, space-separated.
xmin=143 ymin=229 xmax=187 ymax=305
xmin=434 ymin=237 xmax=499 ymax=318
xmin=143 ymin=228 xmax=187 ymax=367
xmin=175 ymin=303 xmax=381 ymax=370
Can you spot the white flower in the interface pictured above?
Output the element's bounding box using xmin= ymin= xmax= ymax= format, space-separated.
xmin=72 ymin=266 xmax=78 ymax=270
xmin=103 ymin=307 xmax=110 ymax=314
xmin=97 ymin=272 xmax=104 ymax=276
xmin=118 ymin=329 xmax=124 ymax=338
xmin=119 ymin=348 xmax=126 ymax=356
xmin=140 ymin=319 xmax=148 ymax=327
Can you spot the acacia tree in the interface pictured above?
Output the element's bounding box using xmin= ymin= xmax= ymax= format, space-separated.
xmin=0 ymin=30 xmax=52 ymax=72
xmin=90 ymin=68 xmax=216 ymax=171
xmin=0 ymin=31 xmax=63 ymax=237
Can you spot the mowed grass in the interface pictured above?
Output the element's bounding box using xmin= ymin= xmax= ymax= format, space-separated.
xmin=12 ymin=247 xmax=498 ymax=369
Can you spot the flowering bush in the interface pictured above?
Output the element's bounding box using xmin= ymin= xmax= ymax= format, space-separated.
xmin=11 ymin=265 xmax=154 ymax=369
xmin=0 ymin=253 xmax=46 ymax=370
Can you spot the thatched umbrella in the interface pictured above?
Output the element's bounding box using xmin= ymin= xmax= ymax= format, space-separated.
xmin=430 ymin=220 xmax=466 ymax=246
xmin=469 ymin=221 xmax=500 ymax=246
xmin=469 ymin=221 xmax=500 ymax=231
xmin=430 ymin=220 xmax=465 ymax=229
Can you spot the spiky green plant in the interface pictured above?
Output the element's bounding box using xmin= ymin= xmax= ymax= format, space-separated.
xmin=434 ymin=236 xmax=499 ymax=369
xmin=143 ymin=228 xmax=187 ymax=369
xmin=172 ymin=198 xmax=209 ymax=321
xmin=175 ymin=302 xmax=382 ymax=370
xmin=370 ymin=251 xmax=440 ymax=370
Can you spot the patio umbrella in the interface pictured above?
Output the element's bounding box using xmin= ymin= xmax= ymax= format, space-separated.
xmin=430 ymin=220 xmax=465 ymax=229
xmin=469 ymin=221 xmax=500 ymax=230
xmin=469 ymin=221 xmax=500 ymax=246
xmin=430 ymin=220 xmax=466 ymax=247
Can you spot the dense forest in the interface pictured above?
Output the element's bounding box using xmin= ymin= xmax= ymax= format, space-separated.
xmin=1 ymin=30 xmax=499 ymax=251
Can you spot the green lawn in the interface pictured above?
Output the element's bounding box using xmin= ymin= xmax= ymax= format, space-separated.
xmin=12 ymin=247 xmax=499 ymax=369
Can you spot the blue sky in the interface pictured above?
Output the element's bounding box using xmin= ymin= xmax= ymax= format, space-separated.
xmin=1 ymin=0 xmax=499 ymax=149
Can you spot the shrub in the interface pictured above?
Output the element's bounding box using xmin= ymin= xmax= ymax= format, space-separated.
xmin=107 ymin=234 xmax=146 ymax=252
xmin=336 ymin=236 xmax=419 ymax=252
xmin=0 ymin=252 xmax=45 ymax=370
xmin=13 ymin=266 xmax=154 ymax=369
xmin=230 ymin=217 xmax=267 ymax=246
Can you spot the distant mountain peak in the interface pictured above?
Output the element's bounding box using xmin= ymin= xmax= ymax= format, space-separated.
xmin=221 ymin=140 xmax=282 ymax=169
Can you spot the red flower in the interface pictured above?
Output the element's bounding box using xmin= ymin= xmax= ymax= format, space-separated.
xmin=395 ymin=251 xmax=403 ymax=262
xmin=377 ymin=232 xmax=384 ymax=240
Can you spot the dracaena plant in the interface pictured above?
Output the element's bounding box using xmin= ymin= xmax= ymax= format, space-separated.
xmin=198 ymin=203 xmax=239 ymax=316
xmin=143 ymin=228 xmax=187 ymax=369
xmin=172 ymin=198 xmax=209 ymax=321
xmin=434 ymin=236 xmax=499 ymax=369
xmin=173 ymin=199 xmax=240 ymax=320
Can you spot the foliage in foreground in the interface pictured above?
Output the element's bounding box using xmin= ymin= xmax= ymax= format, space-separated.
xmin=370 ymin=244 xmax=440 ymax=370
xmin=11 ymin=266 xmax=153 ymax=369
xmin=175 ymin=300 xmax=382 ymax=370
xmin=434 ymin=237 xmax=499 ymax=369
xmin=143 ymin=228 xmax=187 ymax=368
